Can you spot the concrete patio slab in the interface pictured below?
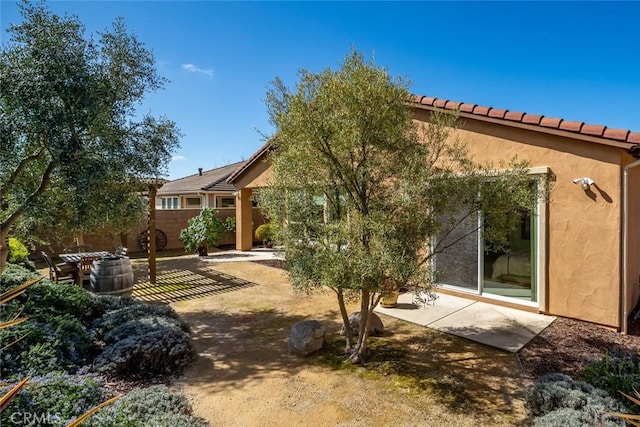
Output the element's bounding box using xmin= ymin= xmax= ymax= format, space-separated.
xmin=375 ymin=292 xmax=555 ymax=353
xmin=375 ymin=292 xmax=475 ymax=326
xmin=201 ymin=248 xmax=283 ymax=263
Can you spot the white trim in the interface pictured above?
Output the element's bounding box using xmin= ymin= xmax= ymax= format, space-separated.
xmin=622 ymin=158 xmax=640 ymax=333
xmin=536 ymin=189 xmax=548 ymax=312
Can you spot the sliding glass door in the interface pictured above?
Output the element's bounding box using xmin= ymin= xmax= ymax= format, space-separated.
xmin=434 ymin=205 xmax=539 ymax=304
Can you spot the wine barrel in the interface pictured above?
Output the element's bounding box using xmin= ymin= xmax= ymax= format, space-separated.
xmin=89 ymin=256 xmax=134 ymax=296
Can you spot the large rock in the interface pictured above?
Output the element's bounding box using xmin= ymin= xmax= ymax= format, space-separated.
xmin=340 ymin=312 xmax=384 ymax=336
xmin=288 ymin=320 xmax=325 ymax=356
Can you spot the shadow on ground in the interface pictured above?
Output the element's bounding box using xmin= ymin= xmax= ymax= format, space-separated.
xmin=130 ymin=256 xmax=258 ymax=303
xmin=128 ymin=256 xmax=527 ymax=424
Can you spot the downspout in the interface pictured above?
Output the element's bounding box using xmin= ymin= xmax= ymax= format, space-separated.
xmin=621 ymin=157 xmax=640 ymax=334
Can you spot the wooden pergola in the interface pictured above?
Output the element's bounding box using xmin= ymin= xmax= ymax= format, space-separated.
xmin=141 ymin=178 xmax=166 ymax=284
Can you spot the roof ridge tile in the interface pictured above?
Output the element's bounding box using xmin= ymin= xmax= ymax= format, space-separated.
xmin=410 ymin=93 xmax=638 ymax=148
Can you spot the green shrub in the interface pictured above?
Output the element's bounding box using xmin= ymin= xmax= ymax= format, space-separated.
xmin=179 ymin=207 xmax=235 ymax=253
xmin=93 ymin=293 xmax=139 ymax=313
xmin=85 ymin=385 xmax=207 ymax=427
xmin=6 ymin=237 xmax=37 ymax=272
xmin=91 ymin=302 xmax=184 ymax=339
xmin=93 ymin=328 xmax=196 ymax=378
xmin=0 ymin=263 xmax=39 ymax=293
xmin=21 ymin=342 xmax=61 ymax=375
xmin=0 ymin=372 xmax=106 ymax=427
xmin=7 ymin=281 xmax=105 ymax=326
xmin=582 ymin=348 xmax=640 ymax=410
xmin=103 ymin=315 xmax=189 ymax=344
xmin=255 ymin=223 xmax=275 ymax=244
xmin=0 ymin=315 xmax=95 ymax=378
xmin=526 ymin=373 xmax=623 ymax=426
xmin=7 ymin=237 xmax=29 ymax=263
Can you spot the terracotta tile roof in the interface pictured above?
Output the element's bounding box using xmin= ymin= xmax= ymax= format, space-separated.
xmin=229 ymin=96 xmax=640 ymax=185
xmin=409 ymin=94 xmax=640 ymax=151
xmin=159 ymin=161 xmax=244 ymax=194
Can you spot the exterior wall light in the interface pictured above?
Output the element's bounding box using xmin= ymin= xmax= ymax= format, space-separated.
xmin=573 ymin=177 xmax=595 ymax=191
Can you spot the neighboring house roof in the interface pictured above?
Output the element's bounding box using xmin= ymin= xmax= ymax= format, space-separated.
xmin=159 ymin=161 xmax=244 ymax=195
xmin=227 ymin=94 xmax=640 ymax=184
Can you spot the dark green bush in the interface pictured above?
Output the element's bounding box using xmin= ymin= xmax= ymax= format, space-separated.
xmin=103 ymin=315 xmax=189 ymax=344
xmin=582 ymin=348 xmax=640 ymax=410
xmin=94 ymin=328 xmax=195 ymax=378
xmin=6 ymin=281 xmax=105 ymax=325
xmin=0 ymin=372 xmax=106 ymax=427
xmin=91 ymin=302 xmax=185 ymax=339
xmin=0 ymin=263 xmax=39 ymax=292
xmin=85 ymin=385 xmax=207 ymax=427
xmin=0 ymin=315 xmax=95 ymax=378
xmin=526 ymin=373 xmax=624 ymax=426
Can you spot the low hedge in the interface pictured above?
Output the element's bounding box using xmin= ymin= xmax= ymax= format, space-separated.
xmin=1 ymin=377 xmax=208 ymax=427
xmin=0 ymin=314 xmax=95 ymax=378
xmin=0 ymin=372 xmax=106 ymax=427
xmin=91 ymin=303 xmax=186 ymax=340
xmin=526 ymin=373 xmax=624 ymax=426
xmin=85 ymin=385 xmax=207 ymax=427
xmin=94 ymin=328 xmax=196 ymax=378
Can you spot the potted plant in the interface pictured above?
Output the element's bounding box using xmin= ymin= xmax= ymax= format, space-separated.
xmin=255 ymin=223 xmax=275 ymax=248
xmin=179 ymin=208 xmax=236 ymax=256
xmin=380 ymin=278 xmax=401 ymax=308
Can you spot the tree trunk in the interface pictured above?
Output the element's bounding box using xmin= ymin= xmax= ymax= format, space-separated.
xmin=349 ymin=287 xmax=371 ymax=364
xmin=120 ymin=232 xmax=128 ymax=248
xmin=336 ymin=289 xmax=353 ymax=352
xmin=0 ymin=230 xmax=9 ymax=275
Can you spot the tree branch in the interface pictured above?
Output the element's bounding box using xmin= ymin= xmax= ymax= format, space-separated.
xmin=0 ymin=147 xmax=46 ymax=194
xmin=417 ymin=209 xmax=480 ymax=268
xmin=1 ymin=160 xmax=56 ymax=231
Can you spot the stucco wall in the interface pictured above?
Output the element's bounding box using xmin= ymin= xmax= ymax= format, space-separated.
xmin=413 ymin=109 xmax=624 ymax=327
xmin=233 ymin=159 xmax=273 ymax=189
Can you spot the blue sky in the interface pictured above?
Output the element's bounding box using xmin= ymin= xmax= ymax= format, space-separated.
xmin=2 ymin=1 xmax=639 ymax=180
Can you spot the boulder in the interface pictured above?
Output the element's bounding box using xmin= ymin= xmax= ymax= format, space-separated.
xmin=288 ymin=320 xmax=325 ymax=356
xmin=340 ymin=312 xmax=384 ymax=336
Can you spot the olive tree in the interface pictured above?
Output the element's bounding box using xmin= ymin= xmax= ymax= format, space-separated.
xmin=260 ymin=50 xmax=543 ymax=363
xmin=0 ymin=1 xmax=180 ymax=272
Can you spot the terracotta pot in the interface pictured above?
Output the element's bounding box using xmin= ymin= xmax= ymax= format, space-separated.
xmin=380 ymin=290 xmax=400 ymax=308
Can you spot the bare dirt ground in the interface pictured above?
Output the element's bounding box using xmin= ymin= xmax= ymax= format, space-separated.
xmin=150 ymin=259 xmax=530 ymax=427
xmin=43 ymin=252 xmax=640 ymax=426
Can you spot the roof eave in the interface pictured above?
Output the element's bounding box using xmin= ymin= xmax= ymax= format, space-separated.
xmin=227 ymin=142 xmax=273 ymax=184
xmin=410 ymin=102 xmax=640 ymax=157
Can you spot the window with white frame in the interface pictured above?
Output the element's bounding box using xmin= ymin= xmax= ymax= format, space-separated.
xmin=160 ymin=197 xmax=179 ymax=209
xmin=216 ymin=196 xmax=235 ymax=208
xmin=184 ymin=196 xmax=202 ymax=208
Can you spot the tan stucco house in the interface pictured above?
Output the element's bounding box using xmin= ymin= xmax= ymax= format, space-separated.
xmin=228 ymin=94 xmax=640 ymax=332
